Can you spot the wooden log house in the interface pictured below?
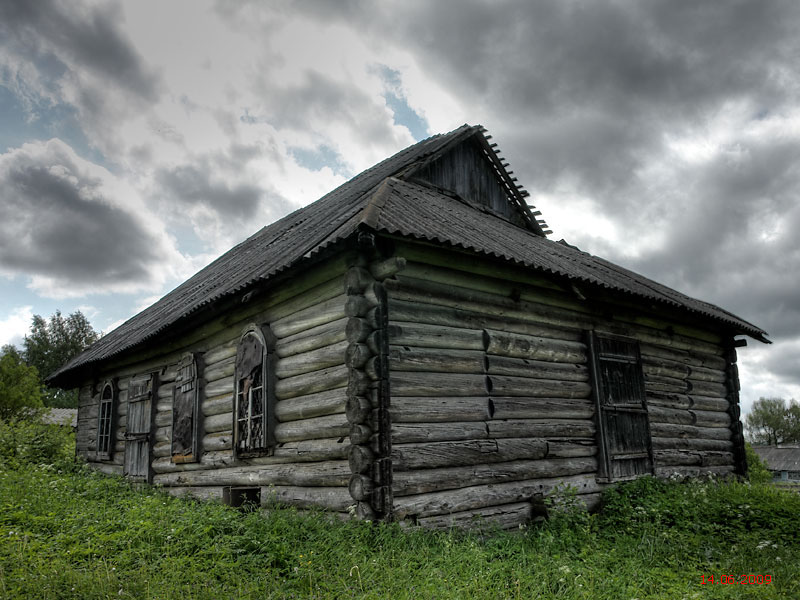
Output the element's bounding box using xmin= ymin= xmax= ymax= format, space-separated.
xmin=49 ymin=125 xmax=769 ymax=529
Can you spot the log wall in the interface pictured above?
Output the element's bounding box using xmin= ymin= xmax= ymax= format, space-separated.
xmin=75 ymin=254 xmax=355 ymax=515
xmin=382 ymin=240 xmax=738 ymax=529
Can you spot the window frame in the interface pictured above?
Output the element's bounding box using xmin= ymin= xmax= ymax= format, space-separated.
xmin=233 ymin=325 xmax=276 ymax=458
xmin=171 ymin=353 xmax=202 ymax=464
xmin=587 ymin=331 xmax=654 ymax=482
xmin=96 ymin=379 xmax=117 ymax=460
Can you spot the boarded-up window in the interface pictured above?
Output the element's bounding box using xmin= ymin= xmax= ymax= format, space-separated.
xmin=97 ymin=381 xmax=116 ymax=460
xmin=234 ymin=327 xmax=275 ymax=457
xmin=172 ymin=353 xmax=201 ymax=463
xmin=588 ymin=332 xmax=653 ymax=481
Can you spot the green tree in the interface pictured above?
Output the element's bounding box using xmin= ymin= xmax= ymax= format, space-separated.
xmin=0 ymin=345 xmax=43 ymax=420
xmin=22 ymin=311 xmax=99 ymax=408
xmin=745 ymin=397 xmax=800 ymax=445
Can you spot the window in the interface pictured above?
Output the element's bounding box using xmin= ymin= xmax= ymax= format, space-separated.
xmin=234 ymin=326 xmax=275 ymax=457
xmin=172 ymin=353 xmax=201 ymax=463
xmin=97 ymin=381 xmax=116 ymax=460
xmin=588 ymin=331 xmax=653 ymax=481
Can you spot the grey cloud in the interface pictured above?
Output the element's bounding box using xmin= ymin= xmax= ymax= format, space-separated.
xmin=0 ymin=142 xmax=162 ymax=286
xmin=155 ymin=163 xmax=263 ymax=220
xmin=0 ymin=0 xmax=161 ymax=103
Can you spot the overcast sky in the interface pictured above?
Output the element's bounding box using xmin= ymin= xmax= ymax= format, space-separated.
xmin=1 ymin=0 xmax=798 ymax=415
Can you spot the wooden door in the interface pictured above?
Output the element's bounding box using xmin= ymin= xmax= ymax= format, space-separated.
xmin=589 ymin=332 xmax=654 ymax=480
xmin=124 ymin=375 xmax=154 ymax=482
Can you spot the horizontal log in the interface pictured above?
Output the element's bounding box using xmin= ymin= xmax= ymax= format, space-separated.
xmin=276 ymin=317 xmax=348 ymax=359
xmin=204 ymin=412 xmax=232 ymax=434
xmin=275 ymin=438 xmax=350 ymax=461
xmin=385 ymin=346 xmax=485 ymax=374
xmin=386 ymin=322 xmax=485 ymax=351
xmin=153 ymin=441 xmax=171 ymax=458
xmin=345 ymin=295 xmax=376 ymax=318
xmin=649 ymin=422 xmax=731 ymax=441
xmin=388 ymin=298 xmax=583 ymax=342
xmin=390 ymin=422 xmax=489 ymax=444
xmin=203 ymin=355 xmax=235 ymax=385
xmin=264 ymin=270 xmax=347 ymax=324
xmin=693 ymin=410 xmax=731 ymax=428
xmin=688 ymin=380 xmax=728 ymax=398
xmin=370 ymin=256 xmax=407 ymax=280
xmin=274 ymin=413 xmax=349 ymax=443
xmin=274 ymin=387 xmax=347 ymax=422
xmin=488 ymin=376 xmax=592 ymax=399
xmin=275 ymin=340 xmax=347 ymax=379
xmin=416 ymin=501 xmax=532 ymax=530
xmin=205 ymin=376 xmax=234 ymax=399
xmin=271 ymin=294 xmax=346 ymax=339
xmin=158 ymin=385 xmax=173 ymax=401
xmin=389 ymin=397 xmax=491 ymax=423
xmin=546 ymin=439 xmax=597 ymax=458
xmin=392 ymin=438 xmax=548 ymax=471
xmin=204 ymin=340 xmax=237 ymax=367
xmin=154 ymin=410 xmax=172 ymax=427
xmin=203 ymin=432 xmax=232 ymax=452
xmin=275 ymin=364 xmax=349 ymax=400
xmin=265 ymin=486 xmax=353 ymax=511
xmin=651 ymin=436 xmax=733 ymax=452
xmin=393 ymin=456 xmax=597 ymax=496
xmin=157 ymin=398 xmax=172 ymax=413
xmin=392 ymin=473 xmax=603 ymax=519
xmin=154 ymin=426 xmax=170 ymax=443
xmin=645 ymin=376 xmax=690 ymax=394
xmin=485 ymin=355 xmax=588 ymax=382
xmin=490 ymin=397 xmax=594 ymax=420
xmin=640 ymin=343 xmax=726 ymax=371
xmin=688 ymin=365 xmax=726 ymax=384
xmin=485 ymin=329 xmax=586 ymax=363
xmin=390 ymin=372 xmax=489 ymax=397
xmin=154 ymin=460 xmax=351 ymax=487
xmin=345 ymin=266 xmax=373 ymax=295
xmin=689 ymin=395 xmax=730 ymax=412
xmin=653 ymin=450 xmax=734 ymax=467
xmin=203 ymin=394 xmax=232 ymax=417
xmin=487 ymin=420 xmax=596 ymax=440
xmin=645 ymin=393 xmax=692 ymax=410
xmin=641 ymin=356 xmax=690 ymax=380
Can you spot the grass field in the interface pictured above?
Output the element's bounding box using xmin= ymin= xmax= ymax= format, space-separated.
xmin=1 ymin=421 xmax=798 ymax=599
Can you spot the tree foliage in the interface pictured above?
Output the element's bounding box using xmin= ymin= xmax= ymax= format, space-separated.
xmin=22 ymin=311 xmax=99 ymax=409
xmin=0 ymin=346 xmax=43 ymax=420
xmin=745 ymin=397 xmax=800 ymax=446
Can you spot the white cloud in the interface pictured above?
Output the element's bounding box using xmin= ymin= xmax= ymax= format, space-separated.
xmin=0 ymin=306 xmax=33 ymax=349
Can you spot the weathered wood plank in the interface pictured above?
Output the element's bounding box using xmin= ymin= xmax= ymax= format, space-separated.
xmin=389 ymin=397 xmax=491 ymax=423
xmin=274 ymin=413 xmax=349 ymax=443
xmin=271 ymin=294 xmax=346 ymax=339
xmin=486 ymin=355 xmax=589 ymax=381
xmin=390 ymin=372 xmax=489 ymax=397
xmin=384 ymin=345 xmax=485 ymax=374
xmin=274 ymin=340 xmax=347 ymax=379
xmin=275 ymin=387 xmax=347 ymax=422
xmin=651 ymin=436 xmax=733 ymax=452
xmin=392 ymin=472 xmax=602 ymax=519
xmin=488 ymin=376 xmax=592 ymax=399
xmin=276 ymin=317 xmax=348 ymax=359
xmin=490 ymin=397 xmax=594 ymax=420
xmin=153 ymin=460 xmax=350 ymax=487
xmin=386 ymin=322 xmax=485 ymax=351
xmin=416 ymin=501 xmax=533 ymax=530
xmin=485 ymin=329 xmax=586 ymax=363
xmin=393 ymin=456 xmax=597 ymax=496
xmin=275 ymin=365 xmax=349 ymax=400
xmin=649 ymin=422 xmax=731 ymax=441
xmin=392 ymin=438 xmax=548 ymax=471
xmin=264 ymin=486 xmax=353 ymax=511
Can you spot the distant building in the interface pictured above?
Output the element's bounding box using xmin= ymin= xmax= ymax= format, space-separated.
xmin=752 ymin=446 xmax=800 ymax=482
xmin=41 ymin=407 xmax=78 ymax=429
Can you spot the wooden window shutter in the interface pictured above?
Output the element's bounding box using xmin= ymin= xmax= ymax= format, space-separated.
xmin=172 ymin=353 xmax=201 ymax=464
xmin=124 ymin=374 xmax=156 ymax=482
xmin=588 ymin=331 xmax=654 ymax=481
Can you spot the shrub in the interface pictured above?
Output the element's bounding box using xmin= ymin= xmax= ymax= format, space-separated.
xmin=745 ymin=442 xmax=773 ymax=484
xmin=0 ymin=418 xmax=75 ymax=469
xmin=0 ymin=348 xmax=43 ymax=420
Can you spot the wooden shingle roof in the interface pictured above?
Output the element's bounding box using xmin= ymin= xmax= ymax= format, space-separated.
xmin=49 ymin=125 xmax=768 ymax=387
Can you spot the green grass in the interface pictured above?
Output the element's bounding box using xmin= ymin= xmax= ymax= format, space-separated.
xmin=1 ymin=423 xmax=799 ymax=599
